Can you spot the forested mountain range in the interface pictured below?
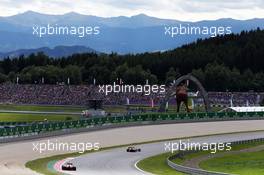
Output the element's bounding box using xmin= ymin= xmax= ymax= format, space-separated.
xmin=0 ymin=29 xmax=263 ymax=91
xmin=0 ymin=45 xmax=96 ymax=58
xmin=0 ymin=11 xmax=264 ymax=53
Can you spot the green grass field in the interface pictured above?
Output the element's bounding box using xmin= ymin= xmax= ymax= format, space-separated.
xmin=137 ymin=149 xmax=212 ymax=175
xmin=137 ymin=152 xmax=185 ymax=175
xmin=0 ymin=113 xmax=80 ymax=122
xmin=138 ymin=141 xmax=264 ymax=175
xmin=0 ymin=103 xmax=223 ymax=113
xmin=199 ymin=142 xmax=264 ymax=175
xmin=200 ymin=150 xmax=264 ymax=175
xmin=0 ymin=104 xmax=85 ymax=112
xmin=0 ymin=104 xmax=129 ymax=113
xmin=171 ymin=142 xmax=264 ymax=165
xmin=0 ymin=103 xmax=222 ymax=123
xmin=0 ymin=104 xmax=127 ymax=122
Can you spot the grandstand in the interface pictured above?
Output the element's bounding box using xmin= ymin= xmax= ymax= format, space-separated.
xmin=0 ymin=83 xmax=263 ymax=107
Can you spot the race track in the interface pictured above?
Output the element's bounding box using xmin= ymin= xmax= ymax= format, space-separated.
xmin=63 ymin=131 xmax=264 ymax=175
xmin=1 ymin=120 xmax=264 ymax=175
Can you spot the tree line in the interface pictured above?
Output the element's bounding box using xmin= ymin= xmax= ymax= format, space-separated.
xmin=0 ymin=28 xmax=263 ymax=91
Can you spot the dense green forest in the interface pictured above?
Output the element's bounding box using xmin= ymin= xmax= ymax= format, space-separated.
xmin=0 ymin=29 xmax=263 ymax=91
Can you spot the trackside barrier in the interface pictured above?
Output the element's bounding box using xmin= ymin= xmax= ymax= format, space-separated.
xmin=167 ymin=138 xmax=264 ymax=175
xmin=0 ymin=111 xmax=264 ymax=141
xmin=167 ymin=158 xmax=230 ymax=175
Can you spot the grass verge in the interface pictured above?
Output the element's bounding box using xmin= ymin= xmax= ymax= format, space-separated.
xmin=0 ymin=113 xmax=80 ymax=122
xmin=199 ymin=142 xmax=264 ymax=175
xmin=137 ymin=141 xmax=264 ymax=175
xmin=0 ymin=104 xmax=85 ymax=112
xmin=137 ymin=152 xmax=185 ymax=175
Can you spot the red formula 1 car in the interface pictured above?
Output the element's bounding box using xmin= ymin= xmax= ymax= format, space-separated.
xmin=126 ymin=146 xmax=141 ymax=152
xmin=61 ymin=162 xmax=77 ymax=171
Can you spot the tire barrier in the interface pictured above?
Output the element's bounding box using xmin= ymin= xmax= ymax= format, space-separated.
xmin=167 ymin=138 xmax=264 ymax=175
xmin=0 ymin=111 xmax=264 ymax=142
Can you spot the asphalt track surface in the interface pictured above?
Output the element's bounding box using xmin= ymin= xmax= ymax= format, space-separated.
xmin=2 ymin=120 xmax=264 ymax=175
xmin=62 ymin=131 xmax=264 ymax=175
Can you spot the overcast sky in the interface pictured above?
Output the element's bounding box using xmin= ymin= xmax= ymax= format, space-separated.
xmin=0 ymin=0 xmax=263 ymax=21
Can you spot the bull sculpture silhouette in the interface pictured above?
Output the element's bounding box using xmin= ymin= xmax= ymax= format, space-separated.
xmin=176 ymin=81 xmax=190 ymax=113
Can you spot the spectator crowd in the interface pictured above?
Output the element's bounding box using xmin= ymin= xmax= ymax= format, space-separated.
xmin=0 ymin=83 xmax=263 ymax=107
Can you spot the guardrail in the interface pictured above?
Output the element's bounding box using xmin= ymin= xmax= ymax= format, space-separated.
xmin=167 ymin=138 xmax=264 ymax=175
xmin=0 ymin=111 xmax=264 ymax=142
xmin=167 ymin=158 xmax=229 ymax=175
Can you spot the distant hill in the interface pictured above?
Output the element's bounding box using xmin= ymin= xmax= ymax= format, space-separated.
xmin=0 ymin=11 xmax=264 ymax=53
xmin=0 ymin=45 xmax=97 ymax=59
xmin=0 ymin=29 xmax=263 ymax=91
